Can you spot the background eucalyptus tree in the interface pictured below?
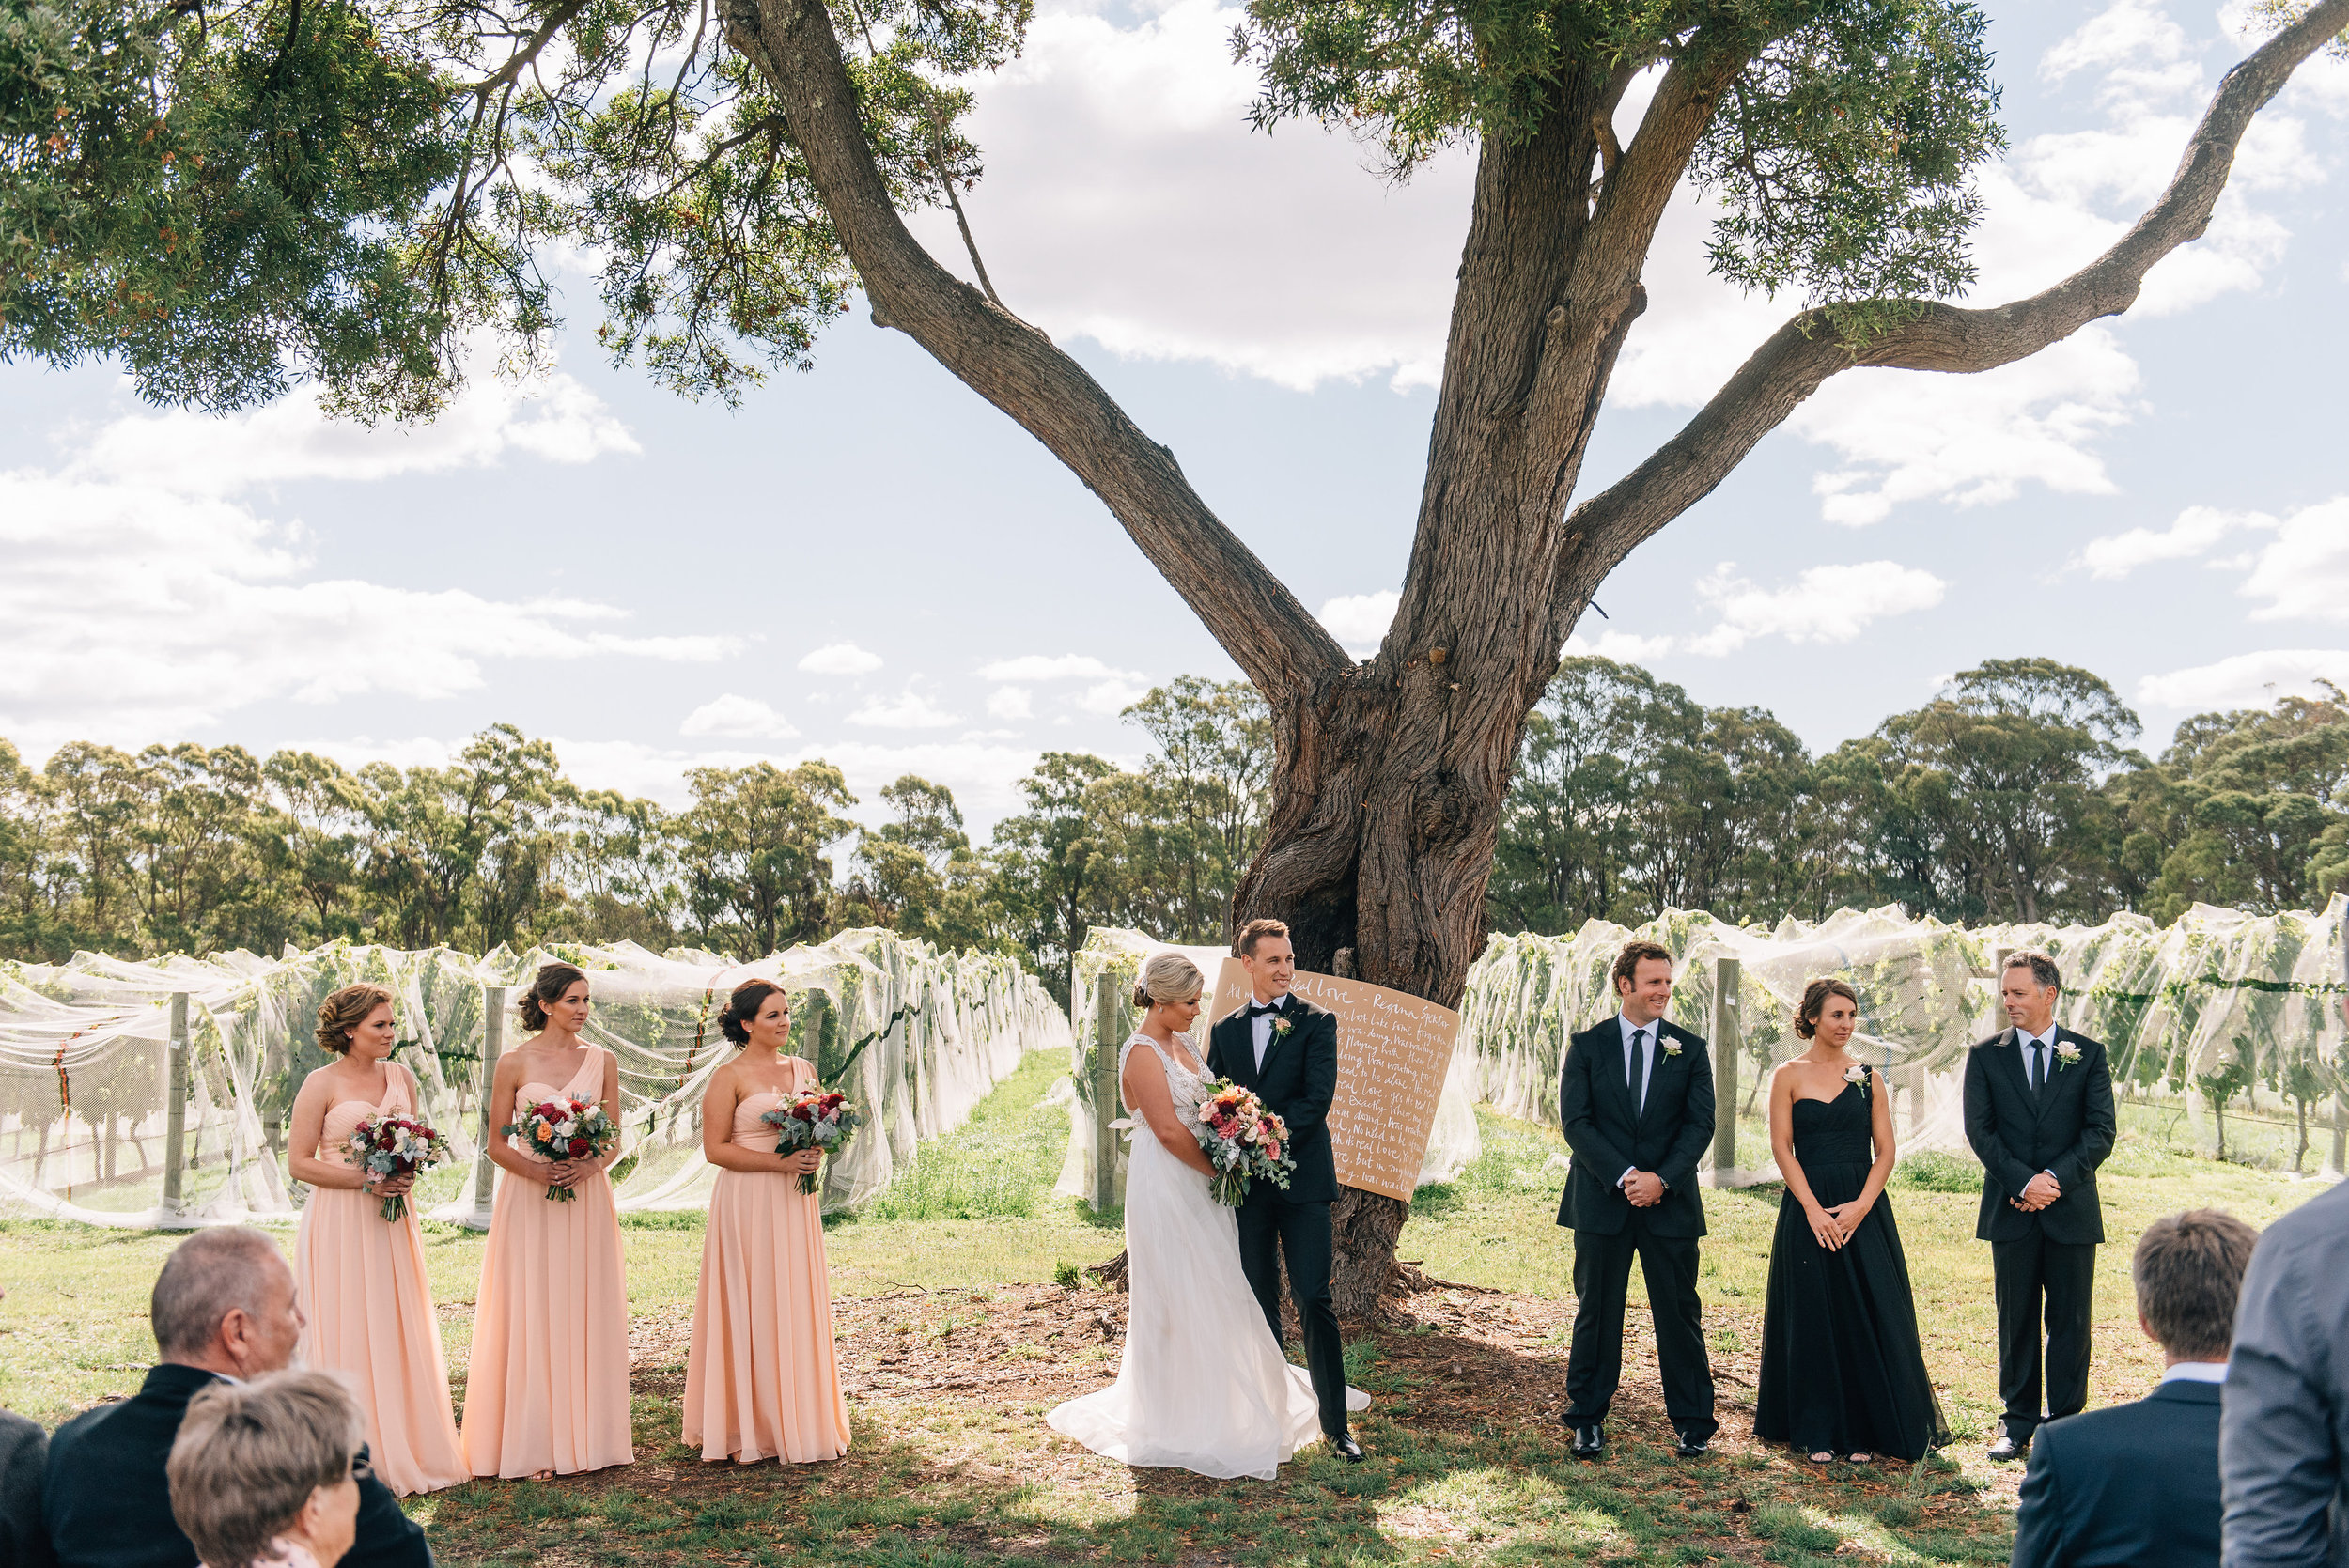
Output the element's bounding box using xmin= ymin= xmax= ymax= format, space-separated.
xmin=8 ymin=0 xmax=2346 ymax=1299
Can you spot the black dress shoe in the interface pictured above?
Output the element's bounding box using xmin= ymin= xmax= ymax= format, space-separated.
xmin=1987 ymin=1434 xmax=2030 ymax=1463
xmin=1569 ymin=1423 xmax=1606 ymax=1461
xmin=1330 ymin=1432 xmax=1365 ymax=1463
xmin=1673 ymin=1430 xmax=1711 ymax=1458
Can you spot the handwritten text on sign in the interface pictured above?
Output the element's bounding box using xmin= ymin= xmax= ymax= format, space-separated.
xmin=1211 ymin=960 xmax=1463 ymax=1203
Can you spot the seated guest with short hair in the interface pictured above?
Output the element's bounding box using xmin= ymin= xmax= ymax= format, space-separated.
xmin=2011 ymin=1209 xmax=2259 ymax=1568
xmin=43 ymin=1229 xmax=431 ymax=1568
xmin=167 ymin=1372 xmax=365 ymax=1568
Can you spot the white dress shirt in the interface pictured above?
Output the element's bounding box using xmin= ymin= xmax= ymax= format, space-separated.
xmin=2161 ymin=1359 xmax=2229 ymax=1385
xmin=2017 ymin=1024 xmax=2061 ymax=1186
xmin=1248 ymin=994 xmax=1289 ymax=1071
xmin=1616 ymin=1013 xmax=1664 ymax=1188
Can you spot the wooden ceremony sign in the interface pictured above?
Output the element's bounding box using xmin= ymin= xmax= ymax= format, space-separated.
xmin=1209 ymin=959 xmax=1464 ymax=1203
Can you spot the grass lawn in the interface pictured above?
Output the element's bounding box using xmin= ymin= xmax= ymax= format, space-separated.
xmin=2 ymin=1048 xmax=2330 ymax=1567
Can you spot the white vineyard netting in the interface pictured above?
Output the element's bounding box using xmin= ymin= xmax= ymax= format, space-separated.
xmin=0 ymin=929 xmax=1070 ymax=1228
xmin=1462 ymin=897 xmax=2349 ymax=1174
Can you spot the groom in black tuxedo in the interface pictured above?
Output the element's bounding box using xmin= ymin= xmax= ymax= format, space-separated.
xmin=1964 ymin=948 xmax=2115 ymax=1462
xmin=1556 ymin=939 xmax=1718 ymax=1461
xmin=1205 ymin=917 xmax=1362 ymax=1463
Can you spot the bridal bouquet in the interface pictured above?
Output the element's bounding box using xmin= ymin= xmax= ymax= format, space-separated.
xmin=763 ymin=1088 xmax=863 ymax=1193
xmin=345 ymin=1113 xmax=453 ymax=1222
xmin=501 ymin=1094 xmax=619 ymax=1202
xmin=1193 ymin=1079 xmax=1294 ymax=1207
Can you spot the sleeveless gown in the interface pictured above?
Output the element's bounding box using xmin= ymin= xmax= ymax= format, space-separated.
xmin=459 ymin=1047 xmax=634 ymax=1477
xmin=1754 ymin=1079 xmax=1949 ymax=1461
xmin=294 ymin=1063 xmax=467 ymax=1497
xmin=682 ymin=1058 xmax=851 ymax=1463
xmin=1045 ymin=1032 xmax=1367 ymax=1480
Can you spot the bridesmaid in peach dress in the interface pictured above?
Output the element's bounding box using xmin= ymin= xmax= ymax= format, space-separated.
xmin=683 ymin=979 xmax=850 ymax=1464
xmin=459 ymin=962 xmax=634 ymax=1479
xmin=288 ymin=984 xmax=467 ymax=1497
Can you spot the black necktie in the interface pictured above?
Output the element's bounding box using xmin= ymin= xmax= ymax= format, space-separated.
xmin=1248 ymin=1001 xmax=1283 ymax=1018
xmin=2030 ymin=1039 xmax=2046 ymax=1092
xmin=1628 ymin=1028 xmax=1648 ymax=1109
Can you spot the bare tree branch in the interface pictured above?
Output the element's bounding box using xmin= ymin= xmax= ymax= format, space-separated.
xmin=718 ymin=0 xmax=1350 ymax=699
xmin=1549 ymin=0 xmax=2349 ymax=642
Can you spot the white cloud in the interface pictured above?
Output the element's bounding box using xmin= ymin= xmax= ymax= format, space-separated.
xmin=60 ymin=366 xmax=637 ymax=498
xmin=2240 ymin=499 xmax=2349 ymax=622
xmin=1315 ymin=591 xmax=1398 ymax=655
xmin=678 ymin=693 xmax=800 ymax=740
xmin=1793 ymin=330 xmax=2140 ymax=526
xmin=986 ymin=686 xmax=1034 ymax=720
xmin=976 ymin=653 xmax=1144 ymax=682
xmin=0 ymin=474 xmax=729 ymax=749
xmin=1561 ymin=626 xmax=1676 ymax=663
xmin=2076 ymin=505 xmax=2279 ymax=579
xmin=1075 ymin=678 xmax=1150 ymax=715
xmin=848 ymin=690 xmax=961 ymax=729
xmin=906 ymin=0 xmax=1471 ymax=390
xmin=797 ymin=642 xmax=883 ymax=675
xmin=2137 ymin=649 xmax=2349 ymax=711
xmin=1685 ymin=562 xmax=1950 ymax=657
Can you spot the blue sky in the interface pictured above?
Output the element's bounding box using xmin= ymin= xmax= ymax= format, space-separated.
xmin=2 ymin=0 xmax=2343 ymax=832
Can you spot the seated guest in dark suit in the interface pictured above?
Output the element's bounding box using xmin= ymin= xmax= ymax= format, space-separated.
xmin=43 ymin=1229 xmax=431 ymax=1568
xmin=3 ymin=1280 xmax=56 ymax=1568
xmin=2012 ymin=1209 xmax=2259 ymax=1568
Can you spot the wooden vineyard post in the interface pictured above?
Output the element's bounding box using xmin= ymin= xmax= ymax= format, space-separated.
xmin=1092 ymin=971 xmax=1127 ymax=1210
xmin=161 ymin=992 xmax=192 ymax=1223
xmin=2332 ymin=939 xmax=2348 ymax=1178
xmin=465 ymin=986 xmax=510 ymax=1229
xmin=1704 ymin=957 xmax=1745 ymax=1186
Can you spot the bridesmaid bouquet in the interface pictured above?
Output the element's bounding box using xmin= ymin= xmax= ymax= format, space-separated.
xmin=345 ymin=1114 xmax=453 ymax=1222
xmin=762 ymin=1089 xmax=863 ymax=1193
xmin=1192 ymin=1079 xmax=1295 ymax=1207
xmin=501 ymin=1094 xmax=620 ymax=1202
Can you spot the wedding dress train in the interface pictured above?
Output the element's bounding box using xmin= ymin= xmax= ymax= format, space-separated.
xmin=1046 ymin=1031 xmax=1366 ymax=1481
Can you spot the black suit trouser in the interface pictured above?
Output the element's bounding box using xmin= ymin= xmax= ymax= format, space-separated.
xmin=1236 ymin=1196 xmax=1349 ymax=1436
xmin=1992 ymin=1231 xmax=2096 ymax=1439
xmin=1563 ymin=1215 xmax=1716 ymax=1437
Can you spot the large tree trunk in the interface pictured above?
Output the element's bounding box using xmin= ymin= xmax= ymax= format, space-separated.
xmin=723 ymin=0 xmax=2349 ymax=1302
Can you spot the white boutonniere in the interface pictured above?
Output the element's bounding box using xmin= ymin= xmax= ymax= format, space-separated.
xmin=1660 ymin=1038 xmax=1682 ymax=1058
xmin=2054 ymin=1041 xmax=2080 ymax=1071
xmin=1843 ymin=1062 xmax=1870 ymax=1098
xmin=1271 ymin=1017 xmax=1293 ymax=1039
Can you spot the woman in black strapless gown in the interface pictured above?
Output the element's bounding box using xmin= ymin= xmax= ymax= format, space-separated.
xmin=1754 ymin=979 xmax=1948 ymax=1464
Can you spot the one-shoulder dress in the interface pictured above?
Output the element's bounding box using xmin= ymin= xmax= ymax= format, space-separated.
xmin=459 ymin=1046 xmax=634 ymax=1477
xmin=294 ymin=1061 xmax=468 ymax=1496
xmin=682 ymin=1057 xmax=851 ymax=1463
xmin=1754 ymin=1079 xmax=1950 ymax=1461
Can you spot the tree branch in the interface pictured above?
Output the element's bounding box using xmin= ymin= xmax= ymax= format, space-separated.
xmin=1550 ymin=0 xmax=2349 ymax=640
xmin=719 ymin=0 xmax=1348 ymax=699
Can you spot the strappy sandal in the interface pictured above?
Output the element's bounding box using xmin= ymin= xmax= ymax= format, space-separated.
xmin=1845 ymin=1452 xmax=1875 ymax=1464
xmin=1806 ymin=1451 xmax=1836 ymax=1464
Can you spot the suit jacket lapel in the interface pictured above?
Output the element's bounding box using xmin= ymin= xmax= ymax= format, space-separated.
xmin=1215 ymin=1012 xmax=1253 ymax=1088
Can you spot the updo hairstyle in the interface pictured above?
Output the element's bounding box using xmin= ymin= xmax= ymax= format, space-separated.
xmin=718 ymin=979 xmax=788 ymax=1047
xmin=1132 ymin=953 xmax=1204 ymax=1010
xmin=518 ymin=963 xmax=589 ymax=1032
xmin=315 ymin=985 xmax=395 ymax=1055
xmin=166 ymin=1369 xmax=364 ymax=1568
xmin=1794 ymin=977 xmax=1860 ymax=1041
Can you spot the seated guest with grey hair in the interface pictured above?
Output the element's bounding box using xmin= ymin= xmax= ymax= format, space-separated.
xmin=43 ymin=1230 xmax=430 ymax=1568
xmin=167 ymin=1373 xmax=365 ymax=1568
xmin=2010 ymin=1209 xmax=2259 ymax=1568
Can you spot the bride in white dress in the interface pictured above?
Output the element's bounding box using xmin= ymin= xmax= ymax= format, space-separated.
xmin=1047 ymin=953 xmax=1367 ymax=1481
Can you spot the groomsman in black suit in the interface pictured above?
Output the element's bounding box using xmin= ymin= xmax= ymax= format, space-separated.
xmin=2010 ymin=1208 xmax=2256 ymax=1568
xmin=1963 ymin=949 xmax=2116 ymax=1463
xmin=1205 ymin=918 xmax=1363 ymax=1463
xmin=1556 ymin=939 xmax=1718 ymax=1461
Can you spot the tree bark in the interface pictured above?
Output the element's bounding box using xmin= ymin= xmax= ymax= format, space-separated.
xmin=719 ymin=0 xmax=2349 ymax=1296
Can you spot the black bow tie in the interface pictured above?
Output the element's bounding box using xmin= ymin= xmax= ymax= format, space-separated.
xmin=1247 ymin=1001 xmax=1285 ymax=1018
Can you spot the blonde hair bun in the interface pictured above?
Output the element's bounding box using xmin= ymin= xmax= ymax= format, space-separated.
xmin=1133 ymin=952 xmax=1204 ymax=1009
